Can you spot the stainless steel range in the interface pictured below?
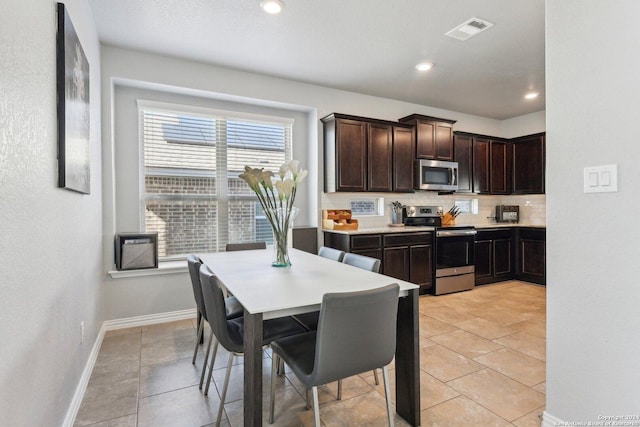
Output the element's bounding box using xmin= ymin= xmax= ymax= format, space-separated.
xmin=403 ymin=205 xmax=477 ymax=295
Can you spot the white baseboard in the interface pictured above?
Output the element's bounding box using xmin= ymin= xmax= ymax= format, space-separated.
xmin=542 ymin=410 xmax=565 ymax=427
xmin=62 ymin=308 xmax=198 ymax=426
xmin=103 ymin=308 xmax=197 ymax=330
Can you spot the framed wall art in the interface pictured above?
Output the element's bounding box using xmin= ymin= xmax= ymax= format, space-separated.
xmin=56 ymin=2 xmax=90 ymax=194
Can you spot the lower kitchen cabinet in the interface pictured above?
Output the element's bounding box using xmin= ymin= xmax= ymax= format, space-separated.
xmin=475 ymin=228 xmax=515 ymax=285
xmin=323 ymin=231 xmax=434 ymax=293
xmin=516 ymin=227 xmax=546 ymax=285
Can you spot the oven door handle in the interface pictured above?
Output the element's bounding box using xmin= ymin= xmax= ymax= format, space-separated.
xmin=436 ymin=230 xmax=477 ymax=237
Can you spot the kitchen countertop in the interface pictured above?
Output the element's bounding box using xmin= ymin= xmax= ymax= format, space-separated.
xmin=323 ymin=223 xmax=545 ymax=235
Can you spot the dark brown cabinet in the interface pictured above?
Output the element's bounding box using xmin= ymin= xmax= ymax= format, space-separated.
xmin=323 ymin=231 xmax=433 ymax=292
xmin=322 ymin=113 xmax=414 ymax=193
xmin=399 ymin=114 xmax=456 ymax=161
xmin=475 ymin=228 xmax=515 ymax=285
xmin=392 ymin=126 xmax=415 ymax=192
xmin=453 ymin=133 xmax=473 ymax=193
xmin=490 ymin=140 xmax=512 ymax=195
xmin=456 ymin=131 xmax=542 ymax=195
xmin=516 ymin=227 xmax=546 ymax=285
xmin=367 ymin=122 xmax=393 ymax=192
xmin=512 ymin=133 xmax=545 ymax=194
xmin=473 ymin=137 xmax=491 ymax=193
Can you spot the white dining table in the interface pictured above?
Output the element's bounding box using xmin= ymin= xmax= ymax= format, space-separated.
xmin=198 ymin=248 xmax=421 ymax=426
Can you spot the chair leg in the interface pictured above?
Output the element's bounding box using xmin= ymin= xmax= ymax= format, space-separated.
xmin=269 ymin=354 xmax=278 ymax=424
xmin=199 ymin=329 xmax=217 ymax=390
xmin=373 ymin=368 xmax=380 ymax=385
xmin=312 ymin=386 xmax=321 ymax=427
xmin=193 ymin=317 xmax=204 ymax=364
xmin=203 ymin=336 xmax=220 ymax=395
xmin=382 ymin=366 xmax=394 ymax=427
xmin=337 ymin=379 xmax=342 ymax=400
xmin=216 ymin=352 xmax=235 ymax=427
xmin=306 ymin=389 xmax=311 ymax=410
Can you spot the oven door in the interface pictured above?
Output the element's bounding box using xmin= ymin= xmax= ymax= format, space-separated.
xmin=435 ymin=229 xmax=476 ymax=276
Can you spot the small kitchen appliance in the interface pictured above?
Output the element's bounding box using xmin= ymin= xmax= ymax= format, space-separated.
xmin=495 ymin=205 xmax=519 ymax=223
xmin=414 ymin=159 xmax=459 ymax=191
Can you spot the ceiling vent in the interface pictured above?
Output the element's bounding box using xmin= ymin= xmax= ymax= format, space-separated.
xmin=445 ymin=17 xmax=494 ymax=41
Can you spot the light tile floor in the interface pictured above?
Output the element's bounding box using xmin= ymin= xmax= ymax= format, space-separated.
xmin=74 ymin=280 xmax=546 ymax=427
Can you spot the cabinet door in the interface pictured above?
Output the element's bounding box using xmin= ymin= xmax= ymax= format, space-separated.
xmin=392 ymin=126 xmax=415 ymax=192
xmin=410 ymin=244 xmax=433 ymax=288
xmin=415 ymin=121 xmax=435 ymax=159
xmin=493 ymin=238 xmax=513 ymax=278
xmin=367 ymin=123 xmax=393 ymax=192
xmin=474 ymin=239 xmax=493 ymax=283
xmin=472 ymin=138 xmax=490 ymax=193
xmin=383 ymin=246 xmax=410 ymax=282
xmin=512 ymin=134 xmax=545 ymax=194
xmin=490 ymin=141 xmax=512 ymax=194
xmin=435 ymin=122 xmax=454 ymax=160
xmin=454 ymin=134 xmax=473 ymax=193
xmin=335 ymin=119 xmax=367 ymax=192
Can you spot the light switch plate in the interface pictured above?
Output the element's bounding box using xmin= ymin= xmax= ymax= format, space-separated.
xmin=584 ymin=164 xmax=618 ymax=193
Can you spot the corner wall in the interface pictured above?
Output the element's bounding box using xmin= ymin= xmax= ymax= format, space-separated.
xmin=545 ymin=0 xmax=640 ymax=423
xmin=0 ymin=0 xmax=103 ymax=425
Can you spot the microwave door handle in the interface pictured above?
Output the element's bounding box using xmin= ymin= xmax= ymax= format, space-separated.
xmin=450 ymin=168 xmax=457 ymax=185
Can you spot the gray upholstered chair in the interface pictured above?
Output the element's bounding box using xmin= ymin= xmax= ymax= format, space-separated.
xmin=269 ymin=283 xmax=400 ymax=426
xmin=292 ymin=246 xmax=347 ymax=331
xmin=317 ymin=245 xmax=346 ymax=262
xmin=187 ymin=255 xmax=243 ymax=389
xmin=198 ymin=265 xmax=306 ymax=426
xmin=342 ymin=252 xmax=381 ymax=273
xmin=225 ymin=241 xmax=267 ymax=251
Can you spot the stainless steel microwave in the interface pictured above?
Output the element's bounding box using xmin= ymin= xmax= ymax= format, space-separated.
xmin=415 ymin=159 xmax=459 ymax=191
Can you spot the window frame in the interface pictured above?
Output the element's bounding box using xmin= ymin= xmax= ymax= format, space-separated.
xmin=137 ymin=99 xmax=294 ymax=260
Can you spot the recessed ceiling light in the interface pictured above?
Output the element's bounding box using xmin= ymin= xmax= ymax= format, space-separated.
xmin=525 ymin=92 xmax=539 ymax=100
xmin=415 ymin=62 xmax=433 ymax=72
xmin=260 ymin=0 xmax=284 ymax=14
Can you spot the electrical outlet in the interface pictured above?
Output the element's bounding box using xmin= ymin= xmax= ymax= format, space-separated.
xmin=80 ymin=321 xmax=85 ymax=344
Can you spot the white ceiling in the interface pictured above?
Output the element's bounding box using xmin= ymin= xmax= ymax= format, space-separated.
xmin=88 ymin=0 xmax=545 ymax=120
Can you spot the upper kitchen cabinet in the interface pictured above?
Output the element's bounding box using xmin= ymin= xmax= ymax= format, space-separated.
xmin=398 ymin=114 xmax=456 ymax=161
xmin=512 ymin=133 xmax=545 ymax=194
xmin=322 ymin=113 xmax=414 ymax=193
xmin=391 ymin=125 xmax=415 ymax=192
xmin=453 ymin=133 xmax=473 ymax=193
xmin=490 ymin=139 xmax=512 ymax=195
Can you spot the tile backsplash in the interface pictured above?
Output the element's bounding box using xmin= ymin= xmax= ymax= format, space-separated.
xmin=321 ymin=192 xmax=546 ymax=228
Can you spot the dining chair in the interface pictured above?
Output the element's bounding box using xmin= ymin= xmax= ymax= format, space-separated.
xmin=292 ymin=246 xmax=346 ymax=331
xmin=317 ymin=245 xmax=346 ymax=262
xmin=187 ymin=255 xmax=243 ymax=389
xmin=269 ymin=283 xmax=400 ymax=426
xmin=342 ymin=252 xmax=381 ymax=273
xmin=225 ymin=241 xmax=267 ymax=251
xmin=198 ymin=265 xmax=307 ymax=426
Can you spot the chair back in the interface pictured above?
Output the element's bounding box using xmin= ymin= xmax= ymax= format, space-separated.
xmin=187 ymin=254 xmax=207 ymax=321
xmin=318 ymin=246 xmax=346 ymax=262
xmin=342 ymin=252 xmax=381 ymax=273
xmin=226 ymin=242 xmax=267 ymax=251
xmin=199 ymin=265 xmax=244 ymax=353
xmin=310 ymin=283 xmax=399 ymax=386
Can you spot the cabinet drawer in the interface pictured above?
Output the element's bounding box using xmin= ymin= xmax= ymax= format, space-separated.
xmin=518 ymin=228 xmax=546 ymax=240
xmin=383 ymin=232 xmax=432 ymax=247
xmin=350 ymin=234 xmax=382 ymax=250
xmin=476 ymin=228 xmax=513 ymax=241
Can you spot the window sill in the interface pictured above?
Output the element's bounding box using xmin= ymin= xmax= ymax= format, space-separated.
xmin=108 ymin=260 xmax=187 ymax=279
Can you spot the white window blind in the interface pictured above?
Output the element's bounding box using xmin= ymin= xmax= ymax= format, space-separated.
xmin=140 ymin=102 xmax=293 ymax=258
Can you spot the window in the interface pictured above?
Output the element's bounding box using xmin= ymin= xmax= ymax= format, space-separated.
xmin=139 ymin=101 xmax=293 ymax=258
